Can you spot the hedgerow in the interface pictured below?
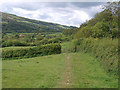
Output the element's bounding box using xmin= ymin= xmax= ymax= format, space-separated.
xmin=2 ymin=40 xmax=29 ymax=47
xmin=2 ymin=43 xmax=61 ymax=59
xmin=71 ymin=38 xmax=118 ymax=76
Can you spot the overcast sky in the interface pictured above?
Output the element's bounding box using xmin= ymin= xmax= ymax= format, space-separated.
xmin=0 ymin=0 xmax=105 ymax=27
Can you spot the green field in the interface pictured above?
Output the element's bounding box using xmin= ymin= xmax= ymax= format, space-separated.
xmin=2 ymin=52 xmax=118 ymax=88
xmin=2 ymin=54 xmax=66 ymax=88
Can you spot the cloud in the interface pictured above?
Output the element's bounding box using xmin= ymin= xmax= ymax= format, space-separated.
xmin=0 ymin=1 xmax=105 ymax=27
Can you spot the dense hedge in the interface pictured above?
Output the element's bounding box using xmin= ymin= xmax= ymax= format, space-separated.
xmin=2 ymin=43 xmax=61 ymax=59
xmin=35 ymin=37 xmax=70 ymax=46
xmin=72 ymin=38 xmax=118 ymax=76
xmin=2 ymin=40 xmax=29 ymax=47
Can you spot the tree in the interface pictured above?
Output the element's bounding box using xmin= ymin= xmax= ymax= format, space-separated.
xmin=102 ymin=2 xmax=119 ymax=33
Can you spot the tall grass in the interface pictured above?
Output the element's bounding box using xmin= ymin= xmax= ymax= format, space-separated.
xmin=71 ymin=38 xmax=118 ymax=76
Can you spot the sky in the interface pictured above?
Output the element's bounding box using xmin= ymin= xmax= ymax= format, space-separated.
xmin=0 ymin=0 xmax=106 ymax=27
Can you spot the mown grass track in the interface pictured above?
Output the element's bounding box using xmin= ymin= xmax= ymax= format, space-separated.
xmin=2 ymin=52 xmax=118 ymax=88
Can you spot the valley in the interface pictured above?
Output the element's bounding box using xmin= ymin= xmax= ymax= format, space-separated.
xmin=1 ymin=2 xmax=119 ymax=88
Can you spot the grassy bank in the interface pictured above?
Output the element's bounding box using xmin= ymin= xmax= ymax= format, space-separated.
xmin=69 ymin=53 xmax=118 ymax=88
xmin=72 ymin=38 xmax=118 ymax=76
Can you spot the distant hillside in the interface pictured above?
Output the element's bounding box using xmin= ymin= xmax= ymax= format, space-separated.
xmin=1 ymin=12 xmax=76 ymax=33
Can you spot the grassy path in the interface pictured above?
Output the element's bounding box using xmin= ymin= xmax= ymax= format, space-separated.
xmin=57 ymin=54 xmax=71 ymax=88
xmin=57 ymin=53 xmax=118 ymax=88
xmin=2 ymin=53 xmax=118 ymax=88
xmin=69 ymin=53 xmax=118 ymax=88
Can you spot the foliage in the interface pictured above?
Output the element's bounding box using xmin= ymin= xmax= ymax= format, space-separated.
xmin=2 ymin=33 xmax=71 ymax=48
xmin=74 ymin=26 xmax=92 ymax=38
xmin=2 ymin=40 xmax=28 ymax=47
xmin=91 ymin=22 xmax=109 ymax=38
xmin=74 ymin=2 xmax=119 ymax=39
xmin=35 ymin=37 xmax=70 ymax=46
xmin=62 ymin=28 xmax=78 ymax=36
xmin=2 ymin=43 xmax=61 ymax=59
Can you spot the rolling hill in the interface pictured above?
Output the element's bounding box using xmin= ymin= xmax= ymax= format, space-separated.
xmin=1 ymin=12 xmax=76 ymax=33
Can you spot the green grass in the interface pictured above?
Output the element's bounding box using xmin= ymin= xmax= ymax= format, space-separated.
xmin=2 ymin=54 xmax=66 ymax=88
xmin=74 ymin=38 xmax=118 ymax=76
xmin=61 ymin=42 xmax=74 ymax=53
xmin=69 ymin=53 xmax=118 ymax=88
xmin=2 ymin=52 xmax=118 ymax=88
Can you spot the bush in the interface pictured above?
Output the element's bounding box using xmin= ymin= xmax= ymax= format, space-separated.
xmin=74 ymin=21 xmax=118 ymax=39
xmin=2 ymin=40 xmax=29 ymax=47
xmin=74 ymin=26 xmax=92 ymax=38
xmin=2 ymin=43 xmax=61 ymax=59
xmin=62 ymin=37 xmax=70 ymax=42
xmin=2 ymin=41 xmax=13 ymax=47
xmin=36 ymin=37 xmax=63 ymax=45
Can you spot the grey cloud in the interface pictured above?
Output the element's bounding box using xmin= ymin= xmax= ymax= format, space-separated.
xmin=2 ymin=2 xmax=105 ymax=11
xmin=70 ymin=2 xmax=104 ymax=8
xmin=39 ymin=14 xmax=51 ymax=19
xmin=0 ymin=2 xmax=105 ymax=26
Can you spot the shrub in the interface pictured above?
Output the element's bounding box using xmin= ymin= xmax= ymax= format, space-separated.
xmin=2 ymin=43 xmax=61 ymax=59
xmin=2 ymin=41 xmax=13 ymax=47
xmin=2 ymin=40 xmax=29 ymax=47
xmin=36 ymin=37 xmax=62 ymax=46
xmin=74 ymin=26 xmax=92 ymax=38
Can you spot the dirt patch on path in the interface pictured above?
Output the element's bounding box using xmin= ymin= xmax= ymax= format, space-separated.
xmin=57 ymin=54 xmax=71 ymax=88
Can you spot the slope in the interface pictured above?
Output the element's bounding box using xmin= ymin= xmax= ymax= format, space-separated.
xmin=1 ymin=12 xmax=76 ymax=33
